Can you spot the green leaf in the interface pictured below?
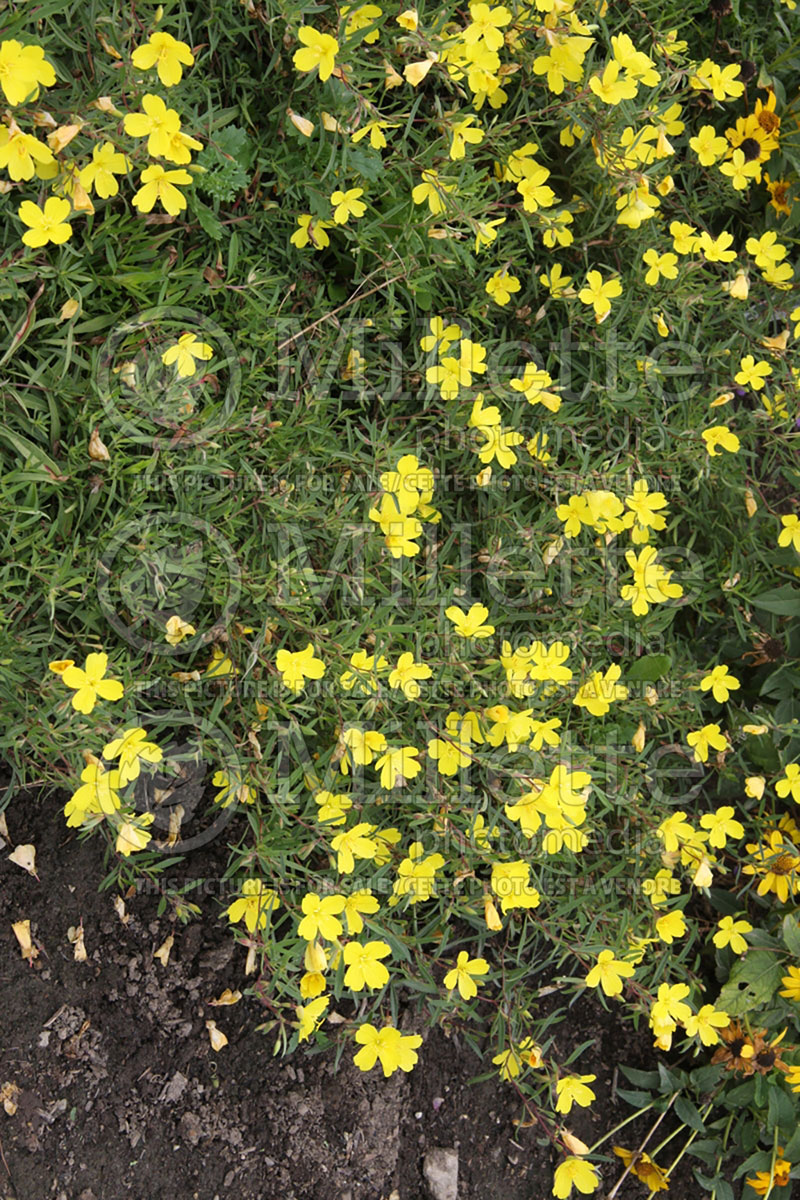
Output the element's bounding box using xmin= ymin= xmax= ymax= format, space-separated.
xmin=751 ymin=584 xmax=799 ymax=616
xmin=619 ymin=1064 xmax=659 ymax=1088
xmin=188 ymin=193 xmax=224 ymax=241
xmin=716 ymin=949 xmax=784 ymax=1015
xmin=616 ymin=1087 xmax=654 ymax=1108
xmin=782 ymin=913 xmax=800 ymax=957
xmin=767 ymin=1083 xmax=796 ymax=1135
xmin=626 ymin=654 xmax=672 ymax=681
xmin=675 ymin=1095 xmax=706 ymax=1132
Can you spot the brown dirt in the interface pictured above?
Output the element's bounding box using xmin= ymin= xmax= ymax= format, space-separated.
xmin=0 ymin=793 xmax=695 ymax=1200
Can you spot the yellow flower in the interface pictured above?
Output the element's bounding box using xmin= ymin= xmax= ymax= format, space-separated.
xmin=342 ymin=888 xmax=379 ymax=934
xmin=492 ymin=1044 xmax=525 ymax=1081
xmin=275 ymin=642 xmax=326 ymax=692
xmin=404 ymin=56 xmax=436 ymax=86
xmin=713 ymin=915 xmax=752 ymax=954
xmin=388 ymin=651 xmax=432 ymax=699
xmin=342 ymin=4 xmax=382 ymax=43
xmin=64 ymin=762 xmax=122 ymax=826
xmin=353 ymin=1024 xmax=422 ymax=1076
xmin=746 ymin=775 xmax=766 ymax=799
xmin=103 ymin=727 xmax=162 ymax=786
xmin=293 ymin=26 xmax=339 ymax=82
xmin=555 ymin=1074 xmax=596 ymax=1114
xmin=735 ymin=355 xmax=772 ymax=390
xmin=779 ymin=965 xmax=800 ymax=1002
xmin=700 ymin=806 xmax=744 ymax=848
xmin=778 ymin=513 xmax=800 ymax=554
xmin=116 ymin=812 xmax=155 ymax=856
xmin=132 ymin=31 xmax=194 ymax=87
xmin=742 ymin=830 xmax=800 ymax=902
xmin=296 ymin=995 xmax=328 ymax=1042
xmin=670 ymin=220 xmax=699 ymax=254
xmin=698 ymin=230 xmax=736 ymax=262
xmin=330 ymin=187 xmax=366 ymax=223
xmin=585 ymin=949 xmax=635 ymax=997
xmin=225 ymin=879 xmax=279 ymax=932
xmin=445 ymin=602 xmax=494 ymax=638
xmin=343 ymin=940 xmax=391 ymax=990
xmin=60 ymin=652 xmax=123 ymax=714
xmin=777 ymin=763 xmax=800 ymax=803
xmin=642 ymin=248 xmax=678 ymax=286
xmin=700 ymin=664 xmax=740 ymax=703
xmin=450 ymin=113 xmax=484 ymax=160
xmin=0 ymin=39 xmax=56 ymax=106
xmin=573 ymin=664 xmax=628 ymax=717
xmin=164 ymin=614 xmax=196 ymax=645
xmin=340 ymin=727 xmax=387 ymax=772
xmin=351 ymin=119 xmax=397 ymax=149
xmin=540 ymin=263 xmax=574 ymax=297
xmin=690 ymin=58 xmax=743 ymax=101
xmin=290 ymin=213 xmax=334 ymax=250
xmin=330 ymin=822 xmax=378 ymax=873
xmin=689 ymin=124 xmax=729 ymax=165
xmin=0 ymin=124 xmax=55 ymax=181
xmin=766 ymin=174 xmax=793 ymax=216
xmin=687 ymin=723 xmax=727 ymax=763
xmin=212 ymin=768 xmax=256 ymax=807
xmin=612 ymin=1147 xmax=669 ymax=1193
xmin=132 ymin=164 xmax=191 ymax=215
xmin=474 ymin=217 xmax=505 ymax=252
xmin=702 ymin=425 xmax=740 ymax=456
xmin=490 ymin=861 xmax=541 ymax=912
xmin=443 ymin=950 xmax=489 ymax=999
xmin=123 ymin=94 xmax=185 ymax=158
xmin=161 ymin=333 xmax=213 ymax=378
xmin=621 ymin=545 xmax=683 ymax=616
xmin=552 ymin=1156 xmax=600 ymax=1198
xmin=485 ymin=268 xmax=520 ymax=305
xmin=390 ymin=841 xmax=444 ymax=903
xmin=589 ymin=60 xmax=638 ymax=105
xmin=412 ymin=169 xmax=455 ymax=215
xmin=722 ymin=270 xmax=749 ymax=299
xmin=464 ymin=2 xmax=511 ymax=51
xmin=745 ymin=1159 xmax=792 ymax=1196
xmin=510 ymin=364 xmax=561 ymax=412
xmin=297 ymin=891 xmax=346 ymax=940
xmin=18 ymin=197 xmax=72 ymax=248
xmin=396 ymin=8 xmax=418 ymax=30
xmin=720 ymin=148 xmax=761 ymax=191
xmin=654 ymin=904 xmax=689 ymax=944
xmin=78 ymin=141 xmax=131 ymax=198
xmin=577 ymin=270 xmax=622 ymax=322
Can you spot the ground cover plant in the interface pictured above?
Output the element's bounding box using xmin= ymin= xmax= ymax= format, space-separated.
xmin=1 ymin=0 xmax=799 ymax=1193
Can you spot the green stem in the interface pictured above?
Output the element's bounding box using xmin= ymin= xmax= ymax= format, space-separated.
xmin=763 ymin=1124 xmax=781 ymax=1200
xmin=586 ymin=1102 xmax=655 ymax=1154
xmin=660 ymin=1103 xmax=714 ymax=1189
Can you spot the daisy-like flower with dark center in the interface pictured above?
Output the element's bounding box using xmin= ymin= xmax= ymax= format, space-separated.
xmin=711 ymin=1020 xmax=756 ymax=1072
xmin=749 ymin=1028 xmax=792 ymax=1076
xmin=739 ymin=137 xmax=762 ymax=162
xmin=613 ymin=1147 xmax=670 ymax=1192
xmin=746 ymin=1155 xmax=792 ymax=1195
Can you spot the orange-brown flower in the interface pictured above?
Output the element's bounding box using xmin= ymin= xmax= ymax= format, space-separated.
xmin=613 ymin=1146 xmax=670 ymax=1191
xmin=746 ymin=1157 xmax=791 ymax=1195
xmin=711 ymin=1019 xmax=756 ymax=1073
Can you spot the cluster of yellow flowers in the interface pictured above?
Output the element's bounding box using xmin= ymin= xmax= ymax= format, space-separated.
xmin=555 ymin=480 xmax=684 ymax=617
xmin=367 ymin=451 xmax=440 ymax=557
xmin=2 ymin=28 xmax=198 ymax=247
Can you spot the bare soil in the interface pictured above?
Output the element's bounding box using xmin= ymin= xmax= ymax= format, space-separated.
xmin=0 ymin=794 xmax=693 ymax=1200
